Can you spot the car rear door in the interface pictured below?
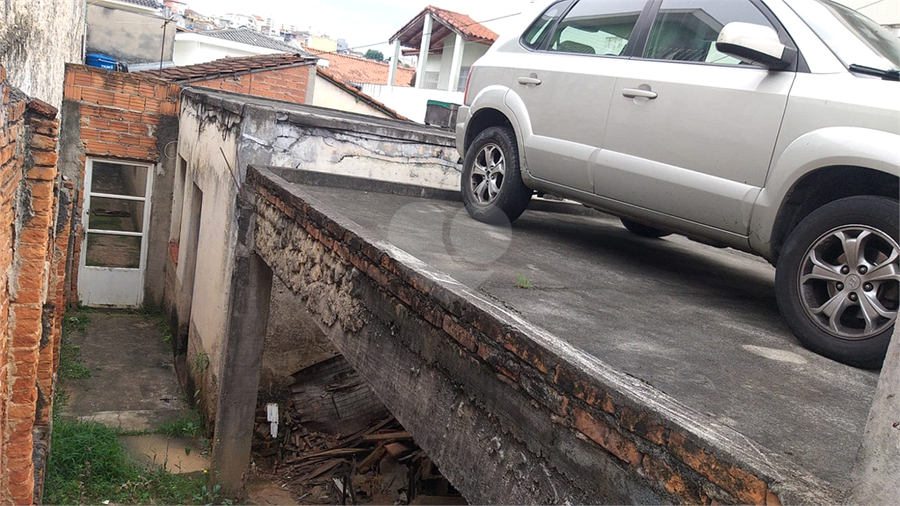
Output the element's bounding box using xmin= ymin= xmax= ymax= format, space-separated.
xmin=595 ymin=0 xmax=796 ymax=235
xmin=510 ymin=0 xmax=651 ymax=193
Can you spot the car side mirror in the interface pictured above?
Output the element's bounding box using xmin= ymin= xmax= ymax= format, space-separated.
xmin=716 ymin=22 xmax=795 ymax=70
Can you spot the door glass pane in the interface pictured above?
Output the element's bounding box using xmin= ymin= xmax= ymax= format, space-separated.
xmin=85 ymin=233 xmax=142 ymax=268
xmin=91 ymin=161 xmax=148 ymax=197
xmin=644 ymin=0 xmax=776 ymax=64
xmin=88 ymin=197 xmax=144 ymax=233
xmin=549 ymin=0 xmax=646 ymax=56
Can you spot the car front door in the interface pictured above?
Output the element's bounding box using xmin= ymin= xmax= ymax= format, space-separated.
xmin=511 ymin=0 xmax=650 ymax=194
xmin=596 ymin=0 xmax=796 ymax=235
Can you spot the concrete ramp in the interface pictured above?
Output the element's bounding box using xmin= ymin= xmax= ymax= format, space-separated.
xmin=238 ymin=166 xmax=848 ymax=505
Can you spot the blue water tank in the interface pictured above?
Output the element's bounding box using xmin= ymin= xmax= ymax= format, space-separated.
xmin=85 ymin=53 xmax=118 ymax=70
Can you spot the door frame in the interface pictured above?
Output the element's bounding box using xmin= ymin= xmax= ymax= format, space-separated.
xmin=77 ymin=157 xmax=154 ymax=307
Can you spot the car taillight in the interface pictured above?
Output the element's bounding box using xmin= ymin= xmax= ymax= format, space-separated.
xmin=463 ymin=69 xmax=473 ymax=105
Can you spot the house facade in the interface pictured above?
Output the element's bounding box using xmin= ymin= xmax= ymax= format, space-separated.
xmin=85 ymin=0 xmax=175 ymax=69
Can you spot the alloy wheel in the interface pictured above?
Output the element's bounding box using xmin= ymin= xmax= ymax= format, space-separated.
xmin=470 ymin=143 xmax=505 ymax=204
xmin=799 ymin=225 xmax=900 ymax=339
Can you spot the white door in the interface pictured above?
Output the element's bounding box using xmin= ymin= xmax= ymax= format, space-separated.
xmin=78 ymin=159 xmax=153 ymax=307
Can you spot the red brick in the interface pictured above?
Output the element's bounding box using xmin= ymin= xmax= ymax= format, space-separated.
xmin=30 ymin=133 xmax=57 ymax=151
xmin=443 ymin=315 xmax=477 ymax=353
xmin=667 ymin=432 xmax=768 ymax=505
xmin=620 ymin=406 xmax=668 ymax=446
xmin=27 ymin=166 xmax=56 ymax=181
xmin=31 ymin=118 xmax=60 ymax=136
xmin=108 ymin=119 xmax=129 ymax=132
xmin=573 ymin=407 xmax=642 ymax=467
xmin=28 ymin=181 xmax=53 ymax=200
xmin=113 ymin=92 xmax=131 ymax=109
xmin=32 ymin=150 xmax=58 ymax=167
xmin=27 ymin=98 xmax=58 ymax=118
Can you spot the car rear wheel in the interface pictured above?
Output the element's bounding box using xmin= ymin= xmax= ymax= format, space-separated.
xmin=775 ymin=196 xmax=899 ymax=368
xmin=461 ymin=126 xmax=532 ymax=224
xmin=620 ymin=218 xmax=671 ymax=238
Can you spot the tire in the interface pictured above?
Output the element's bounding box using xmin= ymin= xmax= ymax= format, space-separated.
xmin=775 ymin=196 xmax=899 ymax=368
xmin=461 ymin=126 xmax=532 ymax=224
xmin=620 ymin=218 xmax=671 ymax=238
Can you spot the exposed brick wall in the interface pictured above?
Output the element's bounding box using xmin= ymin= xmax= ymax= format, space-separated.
xmin=248 ymin=166 xmax=791 ymax=505
xmin=64 ymin=64 xmax=179 ymax=162
xmin=188 ymin=64 xmax=312 ymax=104
xmin=61 ymin=64 xmax=180 ymax=303
xmin=0 ymin=65 xmax=71 ymax=505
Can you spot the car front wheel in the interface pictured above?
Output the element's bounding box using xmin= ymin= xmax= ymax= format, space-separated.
xmin=775 ymin=196 xmax=899 ymax=368
xmin=461 ymin=126 xmax=532 ymax=224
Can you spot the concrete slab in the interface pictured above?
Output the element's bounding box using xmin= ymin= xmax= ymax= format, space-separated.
xmin=280 ymin=181 xmax=878 ymax=493
xmin=61 ymin=312 xmax=188 ymax=431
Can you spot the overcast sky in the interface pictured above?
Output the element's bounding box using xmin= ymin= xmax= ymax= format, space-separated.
xmin=182 ymin=0 xmax=547 ymax=53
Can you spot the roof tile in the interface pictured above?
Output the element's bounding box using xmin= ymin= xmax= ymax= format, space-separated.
xmin=196 ymin=28 xmax=302 ymax=53
xmin=305 ymin=48 xmax=415 ymax=87
xmin=135 ymin=53 xmax=316 ymax=82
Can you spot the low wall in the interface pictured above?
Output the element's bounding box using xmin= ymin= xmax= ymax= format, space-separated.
xmin=246 ymin=166 xmax=834 ymax=505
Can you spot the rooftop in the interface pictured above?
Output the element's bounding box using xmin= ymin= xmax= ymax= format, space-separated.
xmin=391 ymin=5 xmax=498 ymax=49
xmin=194 ymin=28 xmax=300 ymax=53
xmin=305 ymin=48 xmax=415 ymax=87
xmin=136 ymin=53 xmax=315 ymax=82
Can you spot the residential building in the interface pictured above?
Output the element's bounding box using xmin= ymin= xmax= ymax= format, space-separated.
xmin=85 ymin=0 xmax=175 ymax=69
xmin=174 ymin=28 xmax=300 ymax=66
xmin=358 ymin=6 xmax=498 ymax=123
xmin=139 ymin=52 xmax=317 ymax=105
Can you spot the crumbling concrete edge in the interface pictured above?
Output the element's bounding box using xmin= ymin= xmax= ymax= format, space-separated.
xmin=248 ymin=165 xmax=838 ymax=505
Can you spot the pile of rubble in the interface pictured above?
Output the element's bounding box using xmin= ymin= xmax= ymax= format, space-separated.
xmin=252 ymin=355 xmax=465 ymax=504
xmin=254 ymin=412 xmax=465 ymax=505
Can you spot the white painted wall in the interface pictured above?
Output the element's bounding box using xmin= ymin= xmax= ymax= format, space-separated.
xmin=311 ymin=75 xmax=395 ymax=119
xmin=360 ymin=84 xmax=463 ymax=124
xmin=174 ymin=32 xmax=283 ymax=66
xmin=175 ymin=103 xmax=242 ymax=385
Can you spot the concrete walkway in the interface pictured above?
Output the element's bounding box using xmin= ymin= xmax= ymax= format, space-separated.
xmin=59 ymin=310 xmax=209 ymax=474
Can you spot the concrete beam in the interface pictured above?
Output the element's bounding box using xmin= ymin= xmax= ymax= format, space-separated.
xmin=210 ymin=199 xmax=273 ymax=498
xmin=388 ymin=40 xmax=401 ymax=89
xmin=447 ymin=33 xmax=464 ymax=93
xmin=415 ymin=13 xmax=433 ymax=89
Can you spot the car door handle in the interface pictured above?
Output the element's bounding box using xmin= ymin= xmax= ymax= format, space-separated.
xmin=622 ymin=88 xmax=658 ymax=99
xmin=518 ymin=76 xmax=542 ymax=86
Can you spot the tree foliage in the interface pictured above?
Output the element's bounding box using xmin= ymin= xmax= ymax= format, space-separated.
xmin=365 ymin=49 xmax=384 ymax=62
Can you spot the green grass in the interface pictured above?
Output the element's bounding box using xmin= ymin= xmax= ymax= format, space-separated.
xmin=516 ymin=272 xmax=533 ymax=289
xmin=48 ymin=310 xmax=223 ymax=504
xmin=44 ymin=421 xmax=212 ymax=505
xmin=59 ymin=314 xmax=92 ymax=382
xmin=157 ymin=411 xmax=206 ymax=439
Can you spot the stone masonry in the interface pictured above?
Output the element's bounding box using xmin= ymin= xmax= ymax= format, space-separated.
xmin=0 ymin=64 xmax=73 ymax=505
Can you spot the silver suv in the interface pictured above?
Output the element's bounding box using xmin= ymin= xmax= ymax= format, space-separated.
xmin=456 ymin=0 xmax=899 ymax=368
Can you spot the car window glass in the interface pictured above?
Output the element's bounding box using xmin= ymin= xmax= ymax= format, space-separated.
xmin=548 ymin=0 xmax=647 ymax=56
xmin=522 ymin=0 xmax=572 ymax=49
xmin=644 ymin=0 xmax=777 ymax=64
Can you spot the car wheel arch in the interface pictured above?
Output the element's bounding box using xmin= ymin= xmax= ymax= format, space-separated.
xmin=769 ymin=165 xmax=899 ymax=263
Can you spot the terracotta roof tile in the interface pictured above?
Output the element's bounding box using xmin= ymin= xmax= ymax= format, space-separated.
xmin=391 ymin=5 xmax=497 ymax=47
xmin=135 ymin=53 xmax=316 ymax=82
xmin=305 ymin=48 xmax=415 ymax=87
xmin=427 ymin=6 xmax=498 ymax=44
